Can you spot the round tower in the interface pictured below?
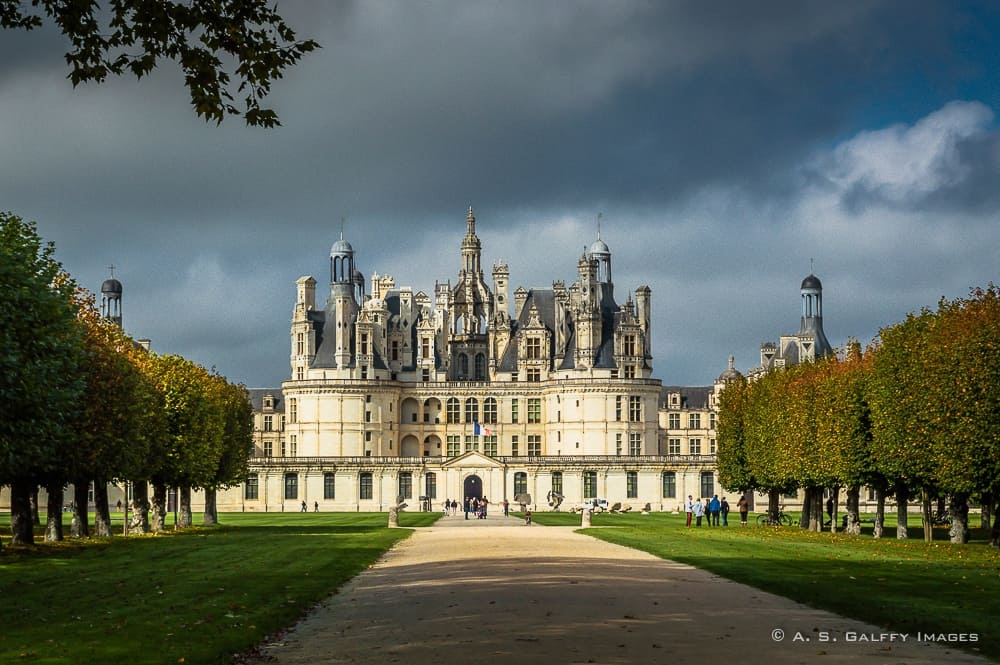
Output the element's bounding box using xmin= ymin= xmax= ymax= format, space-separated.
xmin=101 ymin=269 xmax=123 ymax=328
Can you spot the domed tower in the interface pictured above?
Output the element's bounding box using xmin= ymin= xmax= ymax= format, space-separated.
xmin=329 ymin=233 xmax=359 ymax=368
xmin=460 ymin=206 xmax=482 ymax=276
xmin=101 ymin=268 xmax=123 ymax=328
xmin=799 ymin=273 xmax=832 ymax=358
xmin=587 ymin=237 xmax=611 ymax=284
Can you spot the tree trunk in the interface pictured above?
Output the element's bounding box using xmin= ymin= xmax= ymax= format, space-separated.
xmin=767 ymin=489 xmax=780 ymax=523
xmin=131 ymin=481 xmax=151 ymax=533
xmin=846 ymin=486 xmax=861 ymax=535
xmin=873 ymin=486 xmax=885 ymax=539
xmin=991 ymin=500 xmax=1000 ymax=548
xmin=799 ymin=487 xmax=812 ymax=529
xmin=30 ymin=486 xmax=41 ymax=526
xmin=10 ymin=479 xmax=35 ymax=545
xmin=829 ymin=486 xmax=840 ymax=533
xmin=920 ymin=487 xmax=933 ymax=544
xmin=949 ymin=493 xmax=970 ymax=544
xmin=203 ymin=488 xmax=218 ymax=526
xmin=72 ymin=482 xmax=90 ymax=538
xmin=980 ymin=493 xmax=992 ymax=529
xmin=812 ymin=490 xmax=824 ymax=532
xmin=93 ymin=479 xmax=113 ymax=538
xmin=45 ymin=482 xmax=64 ymax=542
xmin=895 ymin=483 xmax=908 ymax=540
xmin=151 ymin=482 xmax=167 ymax=532
xmin=177 ymin=486 xmax=193 ymax=528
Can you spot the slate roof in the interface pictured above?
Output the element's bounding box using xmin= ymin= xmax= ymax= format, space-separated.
xmin=660 ymin=385 xmax=713 ymax=410
xmin=248 ymin=388 xmax=284 ymax=411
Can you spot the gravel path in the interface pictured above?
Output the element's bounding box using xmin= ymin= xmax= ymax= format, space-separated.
xmin=252 ymin=512 xmax=991 ymax=664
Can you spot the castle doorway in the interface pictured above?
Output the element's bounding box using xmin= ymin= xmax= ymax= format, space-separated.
xmin=463 ymin=474 xmax=482 ymax=500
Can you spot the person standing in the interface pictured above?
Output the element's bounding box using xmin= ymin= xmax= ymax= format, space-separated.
xmin=720 ymin=497 xmax=730 ymax=526
xmin=685 ymin=495 xmax=694 ymax=527
xmin=826 ymin=496 xmax=835 ymax=527
xmin=481 ymin=496 xmax=489 ymax=519
xmin=300 ymin=500 xmax=307 ymax=513
xmin=314 ymin=501 xmax=319 ymax=512
xmin=464 ymin=497 xmax=470 ymax=520
xmin=737 ymin=495 xmax=749 ymax=527
xmin=502 ymin=498 xmax=509 ymax=517
xmin=693 ymin=497 xmax=704 ymax=526
xmin=703 ymin=498 xmax=711 ymax=526
xmin=709 ymin=495 xmax=721 ymax=526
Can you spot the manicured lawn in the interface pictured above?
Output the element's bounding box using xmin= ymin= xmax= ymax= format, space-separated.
xmin=0 ymin=512 xmax=439 ymax=664
xmin=526 ymin=510 xmax=999 ymax=661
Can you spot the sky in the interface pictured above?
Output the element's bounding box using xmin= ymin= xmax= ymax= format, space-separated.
xmin=2 ymin=1 xmax=999 ymax=389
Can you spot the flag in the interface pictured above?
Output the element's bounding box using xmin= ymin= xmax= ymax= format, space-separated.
xmin=484 ymin=426 xmax=492 ymax=436
xmin=474 ymin=422 xmax=481 ymax=436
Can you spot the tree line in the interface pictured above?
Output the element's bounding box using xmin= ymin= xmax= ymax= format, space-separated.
xmin=717 ymin=285 xmax=1000 ymax=547
xmin=1 ymin=212 xmax=254 ymax=550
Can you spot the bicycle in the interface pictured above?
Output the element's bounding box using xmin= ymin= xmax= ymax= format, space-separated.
xmin=756 ymin=508 xmax=793 ymax=527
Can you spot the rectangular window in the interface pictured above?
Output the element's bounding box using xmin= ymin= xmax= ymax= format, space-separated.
xmin=628 ymin=432 xmax=641 ymax=455
xmin=483 ymin=435 xmax=497 ymax=456
xmin=360 ymin=333 xmax=369 ymax=355
xmin=662 ymin=472 xmax=676 ymax=498
xmin=359 ymin=473 xmax=373 ymax=500
xmin=324 ymin=473 xmax=335 ymax=499
xmin=365 ymin=431 xmax=372 ymax=442
xmin=710 ymin=438 xmax=717 ymax=455
xmin=289 ymin=435 xmax=297 ymax=457
xmin=465 ymin=435 xmax=478 ymax=452
xmin=583 ymin=471 xmax=597 ymax=499
xmin=615 ymin=395 xmax=623 ymax=421
xmin=289 ymin=399 xmax=297 ymax=423
xmin=280 ymin=440 xmax=287 ymax=457
xmin=263 ymin=441 xmax=273 ymax=457
xmin=626 ymin=471 xmax=638 ymax=498
xmin=296 ymin=367 xmax=304 ymax=381
xmin=465 ymin=398 xmax=478 ymax=423
xmin=710 ymin=413 xmax=716 ymax=430
xmin=422 ymin=369 xmax=430 ymax=382
xmin=668 ymin=438 xmax=681 ymax=455
xmin=689 ymin=438 xmax=701 ymax=455
xmin=447 ymin=399 xmax=460 ymax=424
xmin=446 ymin=435 xmax=461 ymax=457
xmin=629 ymin=396 xmax=641 ymax=422
xmin=422 ymin=337 xmax=430 ymax=358
xmin=527 ymin=398 xmax=541 ymax=423
xmin=284 ymin=473 xmax=298 ymax=500
xmin=425 ymin=473 xmax=437 ymax=499
xmin=297 ymin=332 xmax=304 ymax=355
xmin=245 ymin=473 xmax=259 ymax=500
xmin=398 ymin=472 xmax=412 ymax=500
xmin=511 ymin=399 xmax=519 ymax=424
xmin=280 ymin=415 xmax=285 ymax=431
xmin=263 ymin=415 xmax=273 ymax=432
xmin=391 ymin=340 xmax=399 ymax=361
xmin=551 ymin=471 xmax=563 ymax=496
xmin=700 ymin=471 xmax=714 ymax=500
xmin=689 ymin=413 xmax=701 ymax=429
xmin=615 ymin=433 xmax=622 ymax=456
xmin=527 ymin=337 xmax=541 ymax=359
xmin=511 ymin=435 xmax=519 ymax=456
xmin=365 ymin=410 xmax=371 ymax=423
xmin=668 ymin=413 xmax=679 ymax=429
xmin=624 ymin=365 xmax=636 ymax=379
xmin=527 ymin=435 xmax=541 ymax=456
xmin=527 ymin=368 xmax=541 ymax=382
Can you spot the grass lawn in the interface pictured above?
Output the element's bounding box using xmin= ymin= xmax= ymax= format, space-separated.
xmin=0 ymin=511 xmax=439 ymax=664
xmin=525 ymin=510 xmax=1000 ymax=661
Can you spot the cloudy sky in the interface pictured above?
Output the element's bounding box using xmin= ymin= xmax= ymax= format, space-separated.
xmin=2 ymin=1 xmax=999 ymax=388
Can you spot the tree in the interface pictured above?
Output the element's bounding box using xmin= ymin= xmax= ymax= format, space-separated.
xmin=203 ymin=375 xmax=253 ymax=525
xmin=0 ymin=0 xmax=318 ymax=127
xmin=717 ymin=375 xmax=755 ymax=498
xmin=0 ymin=213 xmax=85 ymax=547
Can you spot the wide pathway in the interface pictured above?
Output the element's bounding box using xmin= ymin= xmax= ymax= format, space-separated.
xmin=253 ymin=511 xmax=991 ymax=664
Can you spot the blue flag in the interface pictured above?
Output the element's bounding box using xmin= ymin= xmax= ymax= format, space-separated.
xmin=474 ymin=422 xmax=481 ymax=436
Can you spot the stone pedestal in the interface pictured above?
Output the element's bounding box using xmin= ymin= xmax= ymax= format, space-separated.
xmin=581 ymin=509 xmax=592 ymax=527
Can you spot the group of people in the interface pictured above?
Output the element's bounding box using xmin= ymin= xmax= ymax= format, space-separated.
xmin=684 ymin=494 xmax=747 ymax=527
xmin=443 ymin=497 xmax=493 ymax=519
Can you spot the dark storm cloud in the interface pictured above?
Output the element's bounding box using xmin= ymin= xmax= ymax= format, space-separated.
xmin=1 ymin=1 xmax=999 ymax=386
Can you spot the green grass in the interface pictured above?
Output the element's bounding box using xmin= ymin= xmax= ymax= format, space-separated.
xmin=0 ymin=512 xmax=439 ymax=664
xmin=526 ymin=511 xmax=1000 ymax=661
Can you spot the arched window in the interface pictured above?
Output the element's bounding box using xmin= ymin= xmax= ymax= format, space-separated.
xmin=661 ymin=472 xmax=676 ymax=498
xmin=514 ymin=472 xmax=528 ymax=496
xmin=458 ymin=353 xmax=469 ymax=379
xmin=359 ymin=472 xmax=373 ymax=500
xmin=483 ymin=397 xmax=497 ymax=424
xmin=475 ymin=353 xmax=486 ymax=380
xmin=324 ymin=472 xmax=335 ymax=499
xmin=465 ymin=397 xmax=478 ymax=424
xmin=447 ymin=398 xmax=460 ymax=423
xmin=284 ymin=473 xmax=298 ymax=500
xmin=425 ymin=472 xmax=437 ymax=499
xmin=398 ymin=472 xmax=413 ymax=500
xmin=245 ymin=473 xmax=259 ymax=500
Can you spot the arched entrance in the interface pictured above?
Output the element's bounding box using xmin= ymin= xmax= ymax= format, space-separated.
xmin=463 ymin=474 xmax=482 ymax=501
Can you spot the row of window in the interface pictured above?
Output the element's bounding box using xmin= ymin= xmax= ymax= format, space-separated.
xmin=666 ymin=412 xmax=716 ymax=429
xmin=444 ymin=397 xmax=542 ymax=424
xmin=247 ymin=470 xmax=714 ymax=502
xmin=666 ymin=438 xmax=716 ymax=455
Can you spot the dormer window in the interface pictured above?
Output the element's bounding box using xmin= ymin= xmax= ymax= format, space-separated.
xmin=527 ymin=337 xmax=541 ymax=359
